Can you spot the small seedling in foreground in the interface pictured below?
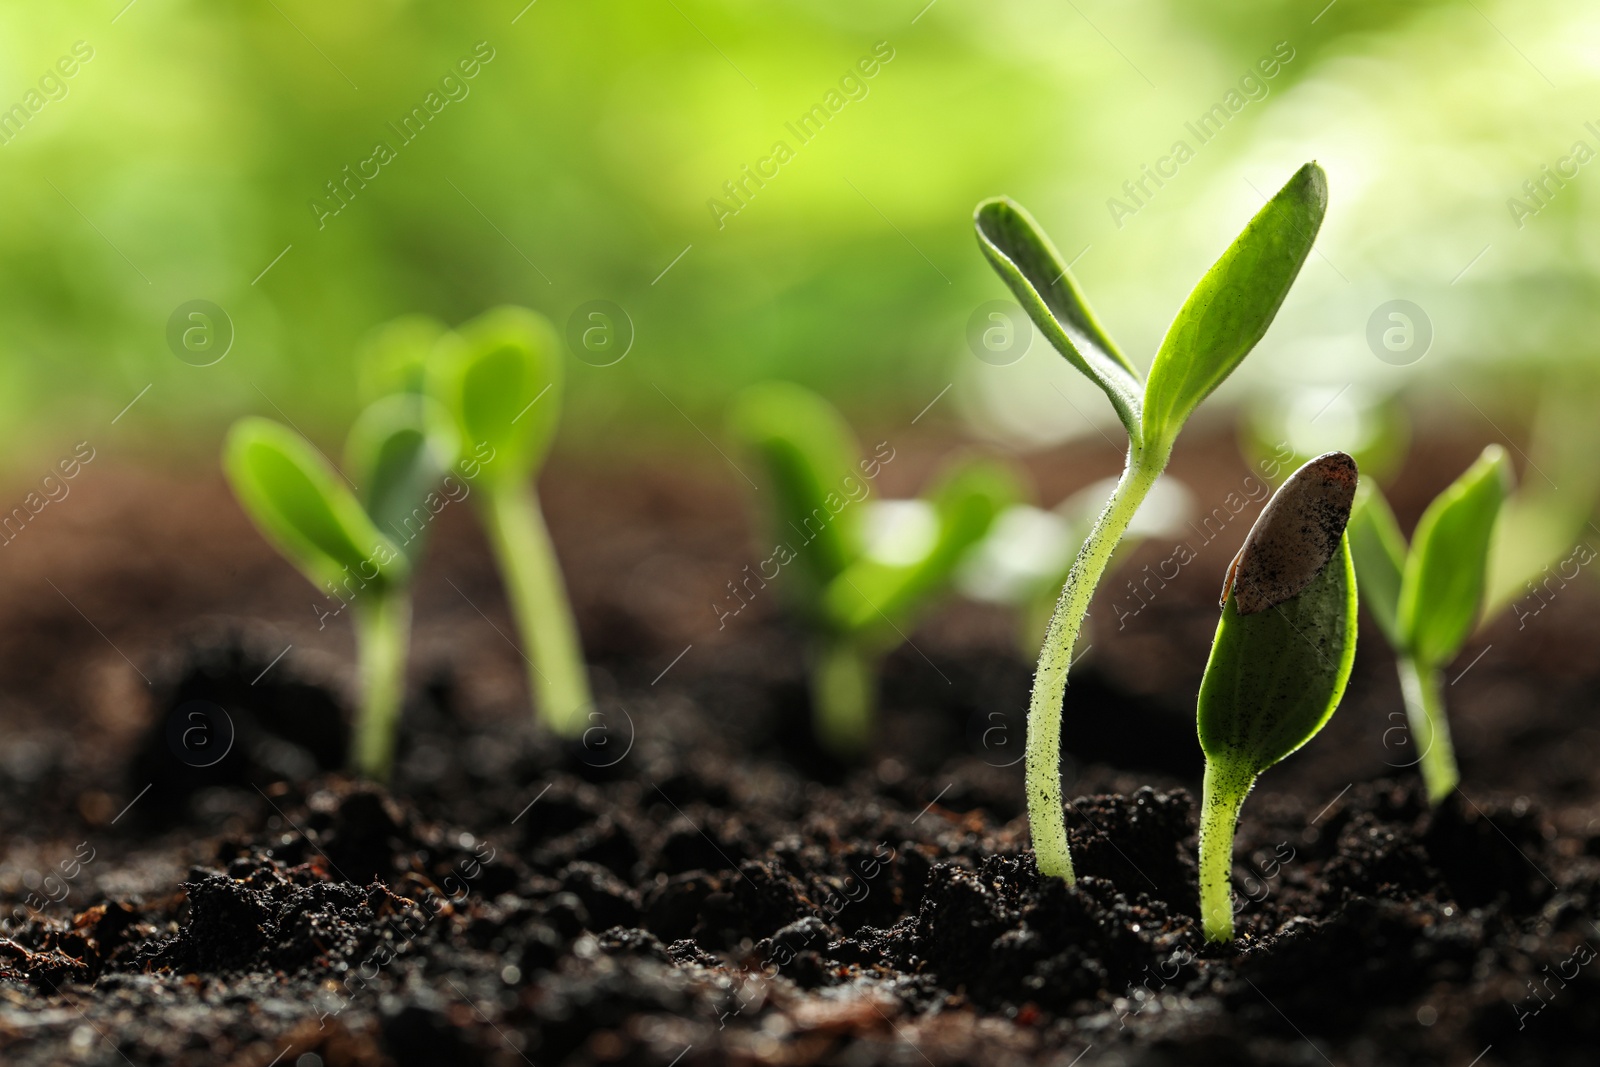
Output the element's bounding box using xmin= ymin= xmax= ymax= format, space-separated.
xmin=428 ymin=306 xmax=592 ymax=739
xmin=729 ymin=381 xmax=1018 ymax=756
xmin=1348 ymin=445 xmax=1511 ymax=805
xmin=1196 ymin=453 xmax=1358 ymax=941
xmin=224 ymin=398 xmax=456 ymax=780
xmin=975 ymin=161 xmax=1328 ymax=881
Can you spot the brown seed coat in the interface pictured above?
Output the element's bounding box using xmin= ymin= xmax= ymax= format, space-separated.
xmin=1223 ymin=451 xmax=1358 ymax=615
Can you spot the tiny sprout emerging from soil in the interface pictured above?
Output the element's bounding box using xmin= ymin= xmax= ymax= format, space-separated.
xmin=975 ymin=161 xmax=1328 ymax=882
xmin=427 ymin=307 xmax=592 ymax=740
xmin=224 ymin=391 xmax=456 ymax=780
xmin=1196 ymin=452 xmax=1358 ymax=942
xmin=1348 ymin=445 xmax=1512 ymax=806
xmin=729 ymin=381 xmax=1019 ymax=757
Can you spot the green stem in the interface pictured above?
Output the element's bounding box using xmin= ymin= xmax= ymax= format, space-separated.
xmin=484 ymin=483 xmax=593 ymax=738
xmin=1197 ymin=760 xmax=1253 ymax=942
xmin=353 ymin=592 xmax=411 ymax=782
xmin=486 ymin=483 xmax=595 ymax=739
xmin=811 ymin=639 xmax=874 ymax=757
xmin=1398 ymin=654 xmax=1457 ymax=805
xmin=1027 ymin=446 xmax=1166 ymax=881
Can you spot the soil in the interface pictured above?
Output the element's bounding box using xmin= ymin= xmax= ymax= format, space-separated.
xmin=0 ymin=428 xmax=1596 ymax=1067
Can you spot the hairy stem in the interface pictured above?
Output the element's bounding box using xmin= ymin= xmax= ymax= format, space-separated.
xmin=1398 ymin=654 xmax=1456 ymax=806
xmin=812 ymin=639 xmax=874 ymax=757
xmin=353 ymin=592 xmax=412 ymax=781
xmin=1026 ymin=446 xmax=1165 ymax=881
xmin=484 ymin=483 xmax=593 ymax=738
xmin=1197 ymin=760 xmax=1253 ymax=942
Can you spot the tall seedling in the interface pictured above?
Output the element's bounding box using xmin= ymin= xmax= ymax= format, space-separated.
xmin=1348 ymin=446 xmax=1511 ymax=804
xmin=429 ymin=307 xmax=591 ymax=738
xmin=976 ymin=163 xmax=1328 ymax=881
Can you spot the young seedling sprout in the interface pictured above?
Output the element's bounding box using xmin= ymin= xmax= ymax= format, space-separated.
xmin=224 ymin=392 xmax=456 ymax=780
xmin=1348 ymin=445 xmax=1511 ymax=805
xmin=975 ymin=162 xmax=1328 ymax=881
xmin=427 ymin=307 xmax=592 ymax=739
xmin=729 ymin=381 xmax=1019 ymax=756
xmin=1196 ymin=453 xmax=1358 ymax=941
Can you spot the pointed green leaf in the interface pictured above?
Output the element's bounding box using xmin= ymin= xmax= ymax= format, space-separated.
xmin=345 ymin=395 xmax=461 ymax=564
xmin=728 ymin=382 xmax=868 ymax=604
xmin=429 ymin=306 xmax=561 ymax=492
xmin=975 ymin=197 xmax=1143 ymax=444
xmin=224 ymin=417 xmax=409 ymax=597
xmin=824 ymin=455 xmax=1021 ymax=641
xmin=1347 ymin=483 xmax=1407 ymax=647
xmin=1398 ymin=445 xmax=1512 ymax=667
xmin=1142 ymin=163 xmax=1328 ymax=447
xmin=1199 ymin=536 xmax=1356 ymax=775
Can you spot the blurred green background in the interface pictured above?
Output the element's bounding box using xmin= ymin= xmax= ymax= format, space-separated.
xmin=0 ymin=0 xmax=1593 ymax=472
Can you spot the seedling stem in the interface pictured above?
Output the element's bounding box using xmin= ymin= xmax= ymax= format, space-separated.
xmin=484 ymin=481 xmax=591 ymax=738
xmin=1397 ymin=654 xmax=1457 ymax=803
xmin=1027 ymin=445 xmax=1166 ymax=880
xmin=353 ymin=594 xmax=412 ymax=779
xmin=814 ymin=640 xmax=873 ymax=755
xmin=1196 ymin=761 xmax=1250 ymax=941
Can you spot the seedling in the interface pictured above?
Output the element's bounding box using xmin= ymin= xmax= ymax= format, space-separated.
xmin=976 ymin=161 xmax=1327 ymax=881
xmin=224 ymin=395 xmax=456 ymax=780
xmin=1348 ymin=445 xmax=1511 ymax=805
xmin=729 ymin=381 xmax=1019 ymax=756
xmin=427 ymin=306 xmax=592 ymax=739
xmin=1196 ymin=453 xmax=1358 ymax=941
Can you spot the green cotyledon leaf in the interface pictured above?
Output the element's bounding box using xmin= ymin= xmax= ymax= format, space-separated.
xmin=728 ymin=381 xmax=869 ymax=606
xmin=1200 ymin=452 xmax=1359 ymax=775
xmin=224 ymin=417 xmax=409 ymax=597
xmin=975 ymin=197 xmax=1144 ymax=445
xmin=1397 ymin=445 xmax=1512 ymax=667
xmin=344 ymin=394 xmax=461 ymax=565
xmin=428 ymin=306 xmax=562 ymax=493
xmin=1142 ymin=163 xmax=1328 ymax=449
xmin=1347 ymin=482 xmax=1407 ymax=647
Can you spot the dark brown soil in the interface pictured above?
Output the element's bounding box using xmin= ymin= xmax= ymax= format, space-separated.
xmin=1 ymin=429 xmax=1596 ymax=1066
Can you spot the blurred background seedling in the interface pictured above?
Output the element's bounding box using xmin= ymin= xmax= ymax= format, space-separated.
xmin=223 ymin=400 xmax=453 ymax=780
xmin=958 ymin=473 xmax=1193 ymax=654
xmin=729 ymin=381 xmax=1019 ymax=756
xmin=428 ymin=307 xmax=593 ymax=740
xmin=1349 ymin=445 xmax=1511 ymax=805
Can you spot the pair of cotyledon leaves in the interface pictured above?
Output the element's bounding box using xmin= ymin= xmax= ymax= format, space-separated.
xmin=225 ymin=307 xmax=562 ymax=601
xmin=727 ymin=381 xmax=1020 ymax=647
xmin=981 ymin=162 xmax=1344 ymax=778
xmin=975 ymin=162 xmax=1328 ymax=455
xmin=1349 ymin=445 xmax=1512 ymax=669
